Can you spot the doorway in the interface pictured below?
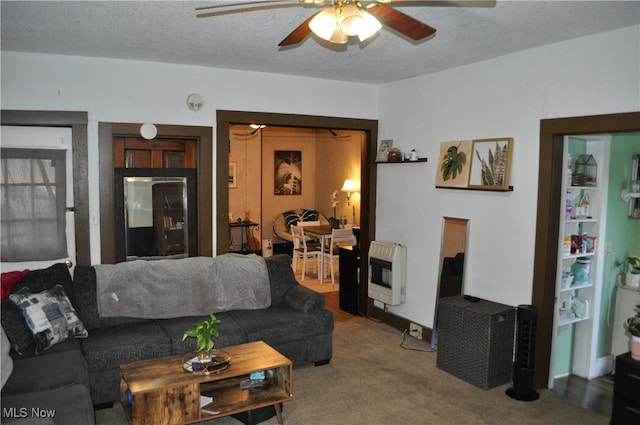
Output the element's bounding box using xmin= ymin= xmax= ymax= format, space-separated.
xmin=532 ymin=111 xmax=640 ymax=389
xmin=98 ymin=123 xmax=213 ymax=264
xmin=216 ymin=110 xmax=378 ymax=317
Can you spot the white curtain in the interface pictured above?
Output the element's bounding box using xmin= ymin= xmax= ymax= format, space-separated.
xmin=0 ymin=148 xmax=67 ymax=262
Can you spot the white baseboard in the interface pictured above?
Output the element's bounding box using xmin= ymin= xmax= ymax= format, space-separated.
xmin=591 ymin=354 xmax=615 ymax=378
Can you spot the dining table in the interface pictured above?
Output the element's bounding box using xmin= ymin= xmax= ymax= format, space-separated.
xmin=300 ymin=224 xmax=334 ymax=282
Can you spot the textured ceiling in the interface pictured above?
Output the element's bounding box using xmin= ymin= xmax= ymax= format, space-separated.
xmin=1 ymin=1 xmax=639 ymax=84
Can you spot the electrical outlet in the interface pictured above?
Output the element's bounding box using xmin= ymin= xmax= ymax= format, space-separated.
xmin=409 ymin=323 xmax=422 ymax=340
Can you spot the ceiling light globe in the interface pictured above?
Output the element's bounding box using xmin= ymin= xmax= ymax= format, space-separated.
xmin=340 ymin=3 xmax=365 ymax=36
xmin=309 ymin=6 xmax=339 ymax=41
xmin=357 ymin=10 xmax=382 ymax=41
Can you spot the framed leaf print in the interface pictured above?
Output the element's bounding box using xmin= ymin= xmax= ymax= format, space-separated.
xmin=435 ymin=140 xmax=473 ymax=188
xmin=468 ymin=138 xmax=513 ymax=190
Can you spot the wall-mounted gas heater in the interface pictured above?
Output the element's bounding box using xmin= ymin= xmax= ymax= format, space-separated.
xmin=368 ymin=241 xmax=407 ymax=305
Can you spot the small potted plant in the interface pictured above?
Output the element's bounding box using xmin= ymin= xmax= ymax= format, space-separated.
xmin=626 ymin=255 xmax=640 ymax=288
xmin=182 ymin=313 xmax=221 ymax=362
xmin=624 ymin=304 xmax=640 ymax=360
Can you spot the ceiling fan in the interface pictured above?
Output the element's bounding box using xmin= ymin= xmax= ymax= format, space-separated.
xmin=196 ymin=0 xmax=441 ymax=47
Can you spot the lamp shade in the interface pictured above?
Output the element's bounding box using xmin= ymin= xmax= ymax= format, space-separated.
xmin=341 ymin=179 xmax=357 ymax=192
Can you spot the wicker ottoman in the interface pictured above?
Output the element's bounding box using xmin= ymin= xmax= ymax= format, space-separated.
xmin=436 ymin=295 xmax=515 ymax=389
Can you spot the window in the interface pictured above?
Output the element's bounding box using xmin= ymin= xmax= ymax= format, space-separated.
xmin=0 ymin=148 xmax=67 ymax=261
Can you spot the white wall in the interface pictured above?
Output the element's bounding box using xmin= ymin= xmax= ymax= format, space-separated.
xmin=0 ymin=53 xmax=378 ymax=264
xmin=376 ymin=25 xmax=640 ymax=327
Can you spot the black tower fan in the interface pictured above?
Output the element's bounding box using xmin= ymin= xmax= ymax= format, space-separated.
xmin=506 ymin=305 xmax=540 ymax=401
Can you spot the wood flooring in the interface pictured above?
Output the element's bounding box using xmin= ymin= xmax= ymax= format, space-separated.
xmin=551 ymin=373 xmax=614 ymax=418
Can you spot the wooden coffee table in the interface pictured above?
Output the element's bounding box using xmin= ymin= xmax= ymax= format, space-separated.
xmin=119 ymin=341 xmax=292 ymax=425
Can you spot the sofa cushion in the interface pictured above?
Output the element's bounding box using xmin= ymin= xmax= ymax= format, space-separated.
xmin=9 ymin=285 xmax=88 ymax=354
xmin=1 ymin=298 xmax=36 ymax=356
xmin=1 ymin=326 xmax=13 ymax=389
xmin=1 ymin=341 xmax=89 ymax=397
xmin=229 ymin=305 xmax=334 ymax=347
xmin=265 ymin=254 xmax=299 ymax=305
xmin=158 ymin=312 xmax=247 ymax=355
xmin=12 ymin=264 xmax=74 ymax=302
xmin=81 ymin=321 xmax=172 ymax=371
xmin=1 ymin=384 xmax=95 ymax=425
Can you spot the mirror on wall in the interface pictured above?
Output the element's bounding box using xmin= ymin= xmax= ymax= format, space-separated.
xmin=114 ymin=169 xmax=197 ymax=262
xmin=430 ymin=216 xmax=469 ymax=348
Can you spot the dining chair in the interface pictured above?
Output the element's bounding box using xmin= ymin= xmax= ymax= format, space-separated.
xmin=321 ymin=227 xmax=356 ymax=285
xmin=290 ymin=225 xmax=321 ymax=281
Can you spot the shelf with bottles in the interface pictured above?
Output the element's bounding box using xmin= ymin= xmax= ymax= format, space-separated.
xmin=557 ymin=291 xmax=590 ymax=327
xmin=564 ymin=189 xmax=598 ymax=222
xmin=561 ymin=220 xmax=598 ymax=259
xmin=559 ymin=258 xmax=593 ymax=291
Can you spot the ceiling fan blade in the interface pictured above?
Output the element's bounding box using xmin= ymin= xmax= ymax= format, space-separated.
xmin=278 ymin=11 xmax=321 ymax=46
xmin=383 ymin=0 xmax=495 ymax=6
xmin=196 ymin=1 xmax=292 ymax=12
xmin=196 ymin=1 xmax=300 ymax=18
xmin=367 ymin=4 xmax=436 ymax=40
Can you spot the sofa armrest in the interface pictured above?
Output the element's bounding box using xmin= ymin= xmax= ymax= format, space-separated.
xmin=283 ymin=285 xmax=325 ymax=313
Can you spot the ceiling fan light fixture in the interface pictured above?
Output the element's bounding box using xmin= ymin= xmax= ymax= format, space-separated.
xmin=309 ymin=5 xmax=348 ymax=44
xmin=309 ymin=2 xmax=380 ymax=44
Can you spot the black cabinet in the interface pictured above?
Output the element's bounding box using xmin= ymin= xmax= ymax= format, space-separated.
xmin=611 ymin=352 xmax=640 ymax=425
xmin=338 ymin=246 xmax=359 ymax=316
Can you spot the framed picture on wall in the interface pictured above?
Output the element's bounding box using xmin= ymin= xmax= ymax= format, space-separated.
xmin=435 ymin=140 xmax=473 ymax=189
xmin=467 ymin=138 xmax=513 ymax=190
xmin=274 ymin=151 xmax=302 ymax=195
xmin=229 ymin=162 xmax=237 ymax=189
xmin=377 ymin=139 xmax=393 ymax=162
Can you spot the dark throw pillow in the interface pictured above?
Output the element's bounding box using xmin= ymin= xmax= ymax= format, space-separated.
xmin=1 ymin=290 xmax=36 ymax=356
xmin=9 ymin=285 xmax=88 ymax=354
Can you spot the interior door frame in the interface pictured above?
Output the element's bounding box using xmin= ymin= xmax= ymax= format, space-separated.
xmin=532 ymin=111 xmax=640 ymax=389
xmin=99 ymin=123 xmax=212 ymax=264
xmin=216 ymin=110 xmax=378 ymax=317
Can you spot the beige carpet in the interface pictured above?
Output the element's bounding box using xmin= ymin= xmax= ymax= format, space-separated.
xmin=96 ymin=317 xmax=608 ymax=425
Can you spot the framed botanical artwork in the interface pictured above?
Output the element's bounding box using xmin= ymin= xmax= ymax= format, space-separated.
xmin=377 ymin=139 xmax=393 ymax=162
xmin=274 ymin=150 xmax=302 ymax=195
xmin=228 ymin=162 xmax=237 ymax=189
xmin=467 ymin=138 xmax=513 ymax=190
xmin=435 ymin=140 xmax=473 ymax=188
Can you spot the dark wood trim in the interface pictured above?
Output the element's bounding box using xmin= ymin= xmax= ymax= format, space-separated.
xmin=533 ymin=111 xmax=640 ymax=389
xmin=1 ymin=110 xmax=91 ymax=266
xmin=216 ymin=110 xmax=378 ymax=317
xmin=100 ymin=123 xmax=212 ymax=263
xmin=370 ymin=305 xmax=432 ymax=342
xmin=98 ymin=122 xmax=116 ymax=264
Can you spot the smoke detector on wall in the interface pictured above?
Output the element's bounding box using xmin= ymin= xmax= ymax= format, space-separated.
xmin=186 ymin=93 xmax=203 ymax=111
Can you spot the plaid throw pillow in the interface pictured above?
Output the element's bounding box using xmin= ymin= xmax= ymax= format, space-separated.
xmin=9 ymin=284 xmax=88 ymax=354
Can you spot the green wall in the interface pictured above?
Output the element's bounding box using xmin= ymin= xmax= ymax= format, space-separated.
xmin=598 ymin=132 xmax=640 ymax=356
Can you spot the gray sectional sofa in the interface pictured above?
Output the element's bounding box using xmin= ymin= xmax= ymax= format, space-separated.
xmin=1 ymin=254 xmax=334 ymax=423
